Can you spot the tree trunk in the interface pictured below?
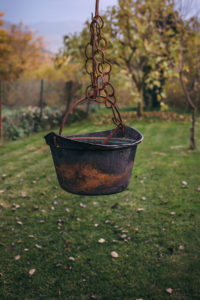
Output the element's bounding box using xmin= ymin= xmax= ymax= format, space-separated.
xmin=179 ymin=72 xmax=196 ymax=150
xmin=130 ymin=74 xmax=144 ymax=117
xmin=137 ymin=101 xmax=143 ymax=117
xmin=189 ymin=107 xmax=196 ymax=150
xmin=137 ymin=89 xmax=144 ymax=117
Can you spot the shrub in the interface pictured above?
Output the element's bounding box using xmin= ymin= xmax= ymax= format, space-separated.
xmin=3 ymin=106 xmax=87 ymax=141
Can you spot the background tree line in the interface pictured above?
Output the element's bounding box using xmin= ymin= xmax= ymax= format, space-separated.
xmin=55 ymin=0 xmax=200 ymax=111
xmin=55 ymin=0 xmax=200 ymax=148
xmin=0 ymin=1 xmax=200 ymax=148
xmin=0 ymin=12 xmax=47 ymax=80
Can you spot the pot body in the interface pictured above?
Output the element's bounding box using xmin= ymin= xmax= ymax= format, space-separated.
xmin=45 ymin=126 xmax=143 ymax=195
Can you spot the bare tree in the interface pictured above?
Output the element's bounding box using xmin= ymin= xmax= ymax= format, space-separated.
xmin=168 ymin=0 xmax=199 ymax=149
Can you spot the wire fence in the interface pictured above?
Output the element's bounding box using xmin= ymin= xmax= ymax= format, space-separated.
xmin=1 ymin=80 xmax=84 ymax=108
xmin=0 ymin=80 xmax=99 ymax=142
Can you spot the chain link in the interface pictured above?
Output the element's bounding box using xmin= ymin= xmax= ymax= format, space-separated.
xmin=85 ymin=10 xmax=124 ymax=131
xmin=59 ymin=0 xmax=125 ymax=140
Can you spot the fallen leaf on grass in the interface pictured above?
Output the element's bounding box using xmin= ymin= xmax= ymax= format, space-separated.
xmin=13 ymin=203 xmax=20 ymax=209
xmin=93 ymin=202 xmax=99 ymax=206
xmin=170 ymin=212 xmax=176 ymax=215
xmin=69 ymin=257 xmax=75 ymax=261
xmin=141 ymin=197 xmax=146 ymax=201
xmin=28 ymin=235 xmax=34 ymax=238
xmin=0 ymin=190 xmax=5 ymax=194
xmin=14 ymin=255 xmax=21 ymax=260
xmin=134 ymin=227 xmax=139 ymax=233
xmin=21 ymin=192 xmax=27 ymax=198
xmin=65 ymin=208 xmax=70 ymax=213
xmin=182 ymin=181 xmax=187 ymax=186
xmin=111 ymin=251 xmax=119 ymax=258
xmin=137 ymin=208 xmax=144 ymax=212
xmin=35 ymin=244 xmax=42 ymax=249
xmin=166 ymin=288 xmax=173 ymax=294
xmin=94 ymin=224 xmax=99 ymax=227
xmin=58 ymin=219 xmax=64 ymax=224
xmin=17 ymin=221 xmax=23 ymax=225
xmin=29 ymin=269 xmax=36 ymax=276
xmin=179 ymin=245 xmax=185 ymax=250
xmin=121 ymin=234 xmax=127 ymax=239
xmin=80 ymin=203 xmax=87 ymax=208
xmin=56 ymin=263 xmax=62 ymax=267
xmin=197 ymin=187 xmax=200 ymax=192
xmin=98 ymin=238 xmax=105 ymax=243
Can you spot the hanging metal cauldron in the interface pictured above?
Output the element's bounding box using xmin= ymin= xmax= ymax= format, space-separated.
xmin=45 ymin=0 xmax=143 ymax=195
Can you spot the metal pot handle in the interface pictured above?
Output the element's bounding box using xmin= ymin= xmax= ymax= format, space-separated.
xmin=59 ymin=97 xmax=86 ymax=136
xmin=58 ymin=96 xmax=124 ymax=145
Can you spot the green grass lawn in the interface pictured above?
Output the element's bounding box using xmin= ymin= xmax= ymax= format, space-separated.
xmin=0 ymin=117 xmax=200 ymax=300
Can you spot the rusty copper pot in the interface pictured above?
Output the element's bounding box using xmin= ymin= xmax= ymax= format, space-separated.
xmin=45 ymin=126 xmax=143 ymax=195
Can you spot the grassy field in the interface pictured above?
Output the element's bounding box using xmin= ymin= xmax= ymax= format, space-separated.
xmin=0 ymin=115 xmax=200 ymax=300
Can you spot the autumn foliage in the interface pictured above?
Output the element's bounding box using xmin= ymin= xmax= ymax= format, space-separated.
xmin=0 ymin=12 xmax=45 ymax=80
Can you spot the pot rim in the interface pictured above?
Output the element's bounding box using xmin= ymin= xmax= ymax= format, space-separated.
xmin=45 ymin=125 xmax=143 ymax=150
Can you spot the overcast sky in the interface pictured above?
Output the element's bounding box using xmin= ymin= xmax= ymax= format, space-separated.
xmin=1 ymin=0 xmax=199 ymax=52
xmin=1 ymin=0 xmax=118 ymax=24
xmin=2 ymin=0 xmax=200 ymax=24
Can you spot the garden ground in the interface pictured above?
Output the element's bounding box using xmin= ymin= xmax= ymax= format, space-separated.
xmin=0 ymin=115 xmax=200 ymax=299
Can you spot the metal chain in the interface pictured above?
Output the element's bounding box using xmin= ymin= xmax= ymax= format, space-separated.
xmin=84 ymin=0 xmax=124 ymax=132
xmin=58 ymin=0 xmax=125 ymax=141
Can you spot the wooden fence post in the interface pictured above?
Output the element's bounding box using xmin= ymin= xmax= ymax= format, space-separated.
xmin=39 ymin=79 xmax=44 ymax=119
xmin=0 ymin=80 xmax=3 ymax=144
xmin=65 ymin=81 xmax=73 ymax=113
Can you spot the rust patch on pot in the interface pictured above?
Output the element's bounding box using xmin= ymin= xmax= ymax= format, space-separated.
xmin=55 ymin=163 xmax=132 ymax=194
